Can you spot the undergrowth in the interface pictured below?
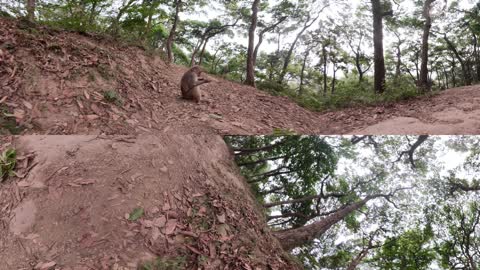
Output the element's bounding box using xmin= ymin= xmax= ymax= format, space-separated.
xmin=0 ymin=105 xmax=24 ymax=135
xmin=0 ymin=148 xmax=16 ymax=182
xmin=103 ymin=90 xmax=123 ymax=106
xmin=139 ymin=257 xmax=186 ymax=270
xmin=257 ymin=76 xmax=435 ymax=112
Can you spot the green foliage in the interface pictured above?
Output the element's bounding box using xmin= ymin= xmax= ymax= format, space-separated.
xmin=372 ymin=226 xmax=435 ymax=270
xmin=128 ymin=207 xmax=144 ymax=221
xmin=257 ymin=74 xmax=422 ymax=111
xmin=0 ymin=148 xmax=17 ymax=182
xmin=225 ymin=136 xmax=338 ymax=227
xmin=103 ymin=90 xmax=123 ymax=106
xmin=434 ymin=202 xmax=480 ymax=269
xmin=0 ymin=105 xmax=24 ymax=135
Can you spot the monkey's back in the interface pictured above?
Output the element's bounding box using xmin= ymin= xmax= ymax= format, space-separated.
xmin=180 ymin=71 xmax=200 ymax=102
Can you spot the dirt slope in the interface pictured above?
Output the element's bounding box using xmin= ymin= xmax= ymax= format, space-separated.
xmin=0 ymin=135 xmax=298 ymax=269
xmin=2 ymin=18 xmax=480 ymax=135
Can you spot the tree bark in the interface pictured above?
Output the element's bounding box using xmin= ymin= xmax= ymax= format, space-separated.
xmin=419 ymin=0 xmax=436 ymax=91
xmin=198 ymin=37 xmax=210 ymax=66
xmin=253 ymin=16 xmax=287 ymax=69
xmin=299 ymin=50 xmax=309 ymax=96
xmin=323 ymin=44 xmax=328 ymax=96
xmin=273 ymin=195 xmax=382 ymax=251
xmin=245 ymin=0 xmax=261 ymax=87
xmin=346 ymin=249 xmax=370 ymax=270
xmin=444 ymin=34 xmax=472 ymax=85
xmin=332 ymin=65 xmax=337 ymax=94
xmin=263 ymin=192 xmax=344 ymax=208
xmin=278 ymin=12 xmax=321 ymax=84
xmin=371 ymin=0 xmax=392 ymax=94
xmin=442 ymin=64 xmax=449 ymax=89
xmin=166 ymin=0 xmax=182 ymax=64
xmin=26 ymin=0 xmax=35 ymax=22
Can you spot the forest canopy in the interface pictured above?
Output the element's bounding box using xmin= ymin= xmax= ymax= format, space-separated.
xmin=225 ymin=135 xmax=480 ymax=269
xmin=3 ymin=0 xmax=480 ymax=110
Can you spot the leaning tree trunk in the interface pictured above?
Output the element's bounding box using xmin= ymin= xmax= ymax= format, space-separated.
xmin=198 ymin=37 xmax=210 ymax=66
xmin=273 ymin=196 xmax=379 ymax=251
xmin=166 ymin=0 xmax=182 ymax=64
xmin=277 ymin=13 xmax=320 ymax=84
xmin=419 ymin=0 xmax=436 ymax=91
xmin=253 ymin=17 xmax=286 ymax=69
xmin=444 ymin=34 xmax=472 ymax=85
xmin=26 ymin=0 xmax=36 ymax=22
xmin=245 ymin=0 xmax=261 ymax=87
xmin=299 ymin=50 xmax=309 ymax=96
xmin=371 ymin=0 xmax=391 ymax=94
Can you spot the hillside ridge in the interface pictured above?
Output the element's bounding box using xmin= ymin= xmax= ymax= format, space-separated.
xmin=2 ymin=18 xmax=480 ymax=135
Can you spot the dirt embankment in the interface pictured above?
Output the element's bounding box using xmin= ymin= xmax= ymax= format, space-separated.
xmin=0 ymin=135 xmax=298 ymax=269
xmin=2 ymin=17 xmax=480 ymax=135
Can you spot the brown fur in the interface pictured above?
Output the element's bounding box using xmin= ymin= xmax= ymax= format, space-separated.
xmin=180 ymin=66 xmax=210 ymax=103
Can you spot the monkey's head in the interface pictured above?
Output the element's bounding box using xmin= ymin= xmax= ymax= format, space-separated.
xmin=190 ymin=66 xmax=203 ymax=76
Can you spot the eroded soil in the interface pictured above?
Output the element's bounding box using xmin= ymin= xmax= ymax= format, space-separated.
xmin=0 ymin=135 xmax=296 ymax=270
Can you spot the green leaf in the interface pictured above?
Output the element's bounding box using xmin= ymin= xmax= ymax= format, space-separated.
xmin=128 ymin=207 xmax=144 ymax=221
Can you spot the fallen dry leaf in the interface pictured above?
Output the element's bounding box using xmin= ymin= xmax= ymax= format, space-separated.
xmin=185 ymin=244 xmax=203 ymax=255
xmin=34 ymin=261 xmax=56 ymax=270
xmin=151 ymin=227 xmax=160 ymax=241
xmin=217 ymin=213 xmax=226 ymax=224
xmin=153 ymin=216 xmax=167 ymax=228
xmin=22 ymin=100 xmax=33 ymax=110
xmin=165 ymin=219 xmax=177 ymax=235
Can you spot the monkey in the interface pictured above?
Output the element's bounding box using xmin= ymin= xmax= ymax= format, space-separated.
xmin=180 ymin=66 xmax=211 ymax=103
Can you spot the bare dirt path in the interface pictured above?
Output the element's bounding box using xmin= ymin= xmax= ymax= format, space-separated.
xmin=0 ymin=135 xmax=295 ymax=269
xmin=2 ymin=18 xmax=480 ymax=135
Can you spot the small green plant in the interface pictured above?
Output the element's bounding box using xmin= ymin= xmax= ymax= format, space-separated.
xmin=128 ymin=207 xmax=144 ymax=221
xmin=0 ymin=105 xmax=23 ymax=135
xmin=103 ymin=90 xmax=123 ymax=106
xmin=0 ymin=148 xmax=17 ymax=182
xmin=139 ymin=256 xmax=186 ymax=270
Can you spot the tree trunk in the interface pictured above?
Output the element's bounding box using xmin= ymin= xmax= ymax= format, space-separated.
xmin=26 ymin=0 xmax=35 ymax=22
xmin=332 ymin=65 xmax=337 ymax=94
xmin=299 ymin=50 xmax=309 ymax=96
xmin=190 ymin=39 xmax=203 ymax=66
xmin=371 ymin=0 xmax=391 ymax=94
xmin=264 ymin=192 xmax=344 ymax=208
xmin=273 ymin=195 xmax=381 ymax=251
xmin=419 ymin=0 xmax=435 ymax=91
xmin=444 ymin=34 xmax=472 ymax=85
xmin=110 ymin=0 xmax=136 ymax=36
xmin=354 ymin=52 xmax=366 ymax=83
xmin=88 ymin=0 xmax=98 ymax=28
xmin=143 ymin=4 xmax=154 ymax=42
xmin=166 ymin=0 xmax=182 ymax=64
xmin=245 ymin=0 xmax=261 ymax=87
xmin=346 ymin=249 xmax=370 ymax=270
xmin=323 ymin=44 xmax=328 ymax=96
xmin=278 ymin=13 xmax=320 ymax=84
xmin=253 ymin=17 xmax=287 ymax=69
xmin=198 ymin=37 xmax=210 ymax=66
xmin=442 ymin=64 xmax=449 ymax=89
